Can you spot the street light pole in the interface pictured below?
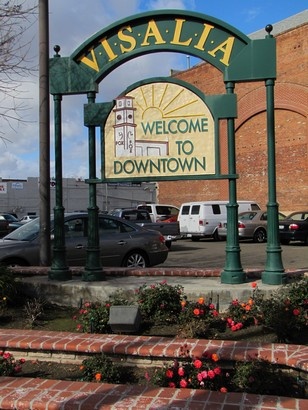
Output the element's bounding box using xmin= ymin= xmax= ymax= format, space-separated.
xmin=39 ymin=0 xmax=51 ymax=266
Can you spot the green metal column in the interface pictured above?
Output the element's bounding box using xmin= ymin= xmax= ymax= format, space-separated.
xmin=82 ymin=92 xmax=104 ymax=281
xmin=262 ymin=75 xmax=286 ymax=284
xmin=221 ymin=82 xmax=246 ymax=284
xmin=48 ymin=94 xmax=71 ymax=280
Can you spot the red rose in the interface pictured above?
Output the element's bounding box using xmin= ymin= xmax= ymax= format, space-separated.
xmin=193 ymin=359 xmax=202 ymax=369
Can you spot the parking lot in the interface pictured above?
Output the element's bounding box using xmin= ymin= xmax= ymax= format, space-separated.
xmin=160 ymin=238 xmax=308 ymax=271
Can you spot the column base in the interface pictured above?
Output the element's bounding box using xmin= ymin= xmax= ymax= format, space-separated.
xmin=262 ymin=271 xmax=287 ymax=285
xmin=221 ymin=270 xmax=246 ymax=284
xmin=82 ymin=269 xmax=105 ymax=282
xmin=48 ymin=268 xmax=72 ymax=281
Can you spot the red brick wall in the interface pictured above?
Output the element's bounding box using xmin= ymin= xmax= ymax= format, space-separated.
xmin=158 ymin=23 xmax=307 ymax=214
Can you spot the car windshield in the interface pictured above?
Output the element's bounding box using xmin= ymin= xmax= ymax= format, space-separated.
xmin=4 ymin=217 xmax=40 ymax=241
xmin=239 ymin=212 xmax=257 ymax=221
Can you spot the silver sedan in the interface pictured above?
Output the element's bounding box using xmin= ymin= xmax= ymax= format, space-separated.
xmin=0 ymin=213 xmax=169 ymax=268
xmin=217 ymin=210 xmax=286 ymax=243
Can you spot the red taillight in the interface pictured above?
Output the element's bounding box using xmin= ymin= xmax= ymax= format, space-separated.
xmin=289 ymin=223 xmax=299 ymax=231
xmin=159 ymin=235 xmax=165 ymax=244
xmin=238 ymin=222 xmax=245 ymax=228
xmin=218 ymin=222 xmax=223 ymax=228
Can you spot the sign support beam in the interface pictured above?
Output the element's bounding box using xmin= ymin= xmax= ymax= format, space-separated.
xmin=48 ymin=92 xmax=71 ymax=280
xmin=221 ymin=82 xmax=245 ymax=284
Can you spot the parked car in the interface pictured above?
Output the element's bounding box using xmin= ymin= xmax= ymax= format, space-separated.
xmin=19 ymin=215 xmax=38 ymax=224
xmin=0 ymin=216 xmax=10 ymax=238
xmin=0 ymin=213 xmax=169 ymax=268
xmin=179 ymin=201 xmax=261 ymax=241
xmin=137 ymin=204 xmax=179 ymax=223
xmin=0 ymin=213 xmax=23 ymax=232
xmin=109 ymin=207 xmax=180 ymax=248
xmin=217 ymin=210 xmax=286 ymax=243
xmin=278 ymin=211 xmax=308 ymax=245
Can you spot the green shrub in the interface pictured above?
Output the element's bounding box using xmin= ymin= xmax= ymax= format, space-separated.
xmin=0 ymin=351 xmax=25 ymax=376
xmin=151 ymin=344 xmax=230 ymax=391
xmin=224 ymin=283 xmax=265 ymax=329
xmin=260 ymin=277 xmax=308 ymax=342
xmin=177 ymin=296 xmax=221 ymax=338
xmin=74 ymin=289 xmax=133 ymax=333
xmin=231 ymin=357 xmax=301 ymax=397
xmin=79 ymin=353 xmax=122 ymax=383
xmin=0 ymin=267 xmax=18 ymax=315
xmin=135 ymin=280 xmax=184 ymax=324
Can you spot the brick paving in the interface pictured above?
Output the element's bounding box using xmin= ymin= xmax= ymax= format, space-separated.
xmin=0 ymin=329 xmax=307 ymax=409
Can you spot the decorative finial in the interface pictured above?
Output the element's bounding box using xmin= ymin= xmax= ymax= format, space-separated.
xmin=54 ymin=45 xmax=61 ymax=57
xmin=265 ymin=24 xmax=273 ymax=34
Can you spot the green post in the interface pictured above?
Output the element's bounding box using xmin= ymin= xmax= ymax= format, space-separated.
xmin=261 ymin=62 xmax=286 ymax=283
xmin=262 ymin=26 xmax=286 ymax=285
xmin=221 ymin=82 xmax=246 ymax=284
xmin=82 ymin=92 xmax=104 ymax=281
xmin=49 ymin=93 xmax=71 ymax=280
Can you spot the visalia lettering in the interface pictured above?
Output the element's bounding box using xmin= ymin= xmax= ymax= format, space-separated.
xmin=78 ymin=18 xmax=235 ymax=72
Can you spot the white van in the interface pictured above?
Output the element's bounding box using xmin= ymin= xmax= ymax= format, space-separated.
xmin=178 ymin=200 xmax=260 ymax=241
xmin=137 ymin=203 xmax=179 ymax=223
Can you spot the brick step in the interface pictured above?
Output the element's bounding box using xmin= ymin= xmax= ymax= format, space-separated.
xmin=0 ymin=329 xmax=307 ymax=409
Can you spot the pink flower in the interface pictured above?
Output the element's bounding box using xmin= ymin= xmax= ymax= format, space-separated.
xmin=193 ymin=359 xmax=202 ymax=369
xmin=178 ymin=367 xmax=185 ymax=376
xmin=293 ymin=308 xmax=300 ymax=316
xmin=3 ymin=352 xmax=11 ymax=359
xmin=220 ymin=387 xmax=228 ymax=393
xmin=197 ymin=372 xmax=203 ymax=381
xmin=208 ymin=370 xmax=215 ymax=379
xmin=169 ymin=382 xmax=176 ymax=388
xmin=201 ymin=370 xmax=208 ymax=379
xmin=180 ymin=379 xmax=188 ymax=388
xmin=251 ymin=282 xmax=257 ymax=288
xmin=14 ymin=365 xmax=22 ymax=373
xmin=214 ymin=367 xmax=221 ymax=375
xmin=166 ymin=369 xmax=173 ymax=378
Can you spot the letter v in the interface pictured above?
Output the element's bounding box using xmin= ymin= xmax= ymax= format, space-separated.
xmin=80 ymin=49 xmax=99 ymax=72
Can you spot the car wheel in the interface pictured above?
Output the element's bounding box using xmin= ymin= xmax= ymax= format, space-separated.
xmin=165 ymin=240 xmax=172 ymax=249
xmin=253 ymin=229 xmax=266 ymax=243
xmin=212 ymin=229 xmax=221 ymax=241
xmin=123 ymin=251 xmax=148 ymax=268
xmin=4 ymin=258 xmax=28 ymax=267
xmin=191 ymin=236 xmax=200 ymax=242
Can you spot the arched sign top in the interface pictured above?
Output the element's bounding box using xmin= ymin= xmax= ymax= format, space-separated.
xmin=50 ymin=9 xmax=275 ymax=95
xmin=71 ymin=10 xmax=251 ymax=83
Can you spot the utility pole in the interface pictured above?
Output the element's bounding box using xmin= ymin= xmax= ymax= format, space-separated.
xmin=39 ymin=0 xmax=51 ymax=266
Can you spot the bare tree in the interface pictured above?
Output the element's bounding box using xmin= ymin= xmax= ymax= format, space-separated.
xmin=0 ymin=0 xmax=37 ymax=139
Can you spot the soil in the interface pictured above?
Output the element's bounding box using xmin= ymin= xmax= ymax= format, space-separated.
xmin=1 ymin=304 xmax=307 ymax=398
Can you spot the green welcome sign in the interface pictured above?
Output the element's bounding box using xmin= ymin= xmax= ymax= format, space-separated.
xmin=49 ymin=10 xmax=285 ymax=286
xmin=50 ymin=10 xmax=276 ymax=94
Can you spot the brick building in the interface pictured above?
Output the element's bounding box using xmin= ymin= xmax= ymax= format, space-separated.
xmin=157 ymin=11 xmax=307 ymax=215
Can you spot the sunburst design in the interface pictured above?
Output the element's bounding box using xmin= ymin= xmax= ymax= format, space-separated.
xmin=129 ymin=83 xmax=206 ymax=120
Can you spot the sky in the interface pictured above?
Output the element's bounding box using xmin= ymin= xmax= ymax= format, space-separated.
xmin=0 ymin=0 xmax=306 ymax=180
